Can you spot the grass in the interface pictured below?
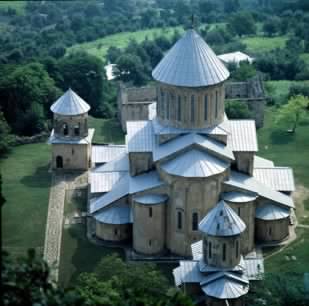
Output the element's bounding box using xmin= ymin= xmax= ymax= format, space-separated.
xmin=300 ymin=53 xmax=309 ymax=65
xmin=0 ymin=1 xmax=26 ymax=14
xmin=88 ymin=116 xmax=125 ymax=144
xmin=66 ymin=26 xmax=184 ymax=62
xmin=241 ymin=35 xmax=288 ymax=54
xmin=1 ymin=143 xmax=51 ymax=257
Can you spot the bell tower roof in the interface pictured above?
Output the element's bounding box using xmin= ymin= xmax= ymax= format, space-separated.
xmin=50 ymin=88 xmax=90 ymax=116
xmin=152 ymin=29 xmax=230 ymax=87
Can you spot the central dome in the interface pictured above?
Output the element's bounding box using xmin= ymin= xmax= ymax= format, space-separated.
xmin=152 ymin=29 xmax=230 ymax=87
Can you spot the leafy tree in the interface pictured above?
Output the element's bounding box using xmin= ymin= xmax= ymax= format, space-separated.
xmin=225 ymin=100 xmax=252 ymax=119
xmin=0 ymin=112 xmax=13 ymax=156
xmin=223 ymin=0 xmax=240 ymax=13
xmin=230 ymin=61 xmax=257 ymax=81
xmin=275 ymin=95 xmax=309 ymax=133
xmin=288 ymin=83 xmax=309 ymax=98
xmin=263 ymin=17 xmax=280 ymax=36
xmin=0 ymin=174 xmax=5 ymax=206
xmin=228 ymin=12 xmax=257 ymax=36
xmin=286 ymin=36 xmax=304 ymax=53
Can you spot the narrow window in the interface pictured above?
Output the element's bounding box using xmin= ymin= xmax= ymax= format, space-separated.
xmin=74 ymin=123 xmax=80 ymax=136
xmin=177 ymin=95 xmax=181 ymax=121
xmin=177 ymin=211 xmax=182 ymax=230
xmin=238 ymin=207 xmax=241 ymax=216
xmin=63 ymin=123 xmax=68 ymax=136
xmin=72 ymin=148 xmax=74 ymax=155
xmin=149 ymin=239 xmax=152 ymax=246
xmin=166 ymin=94 xmax=170 ymax=119
xmin=215 ymin=91 xmax=218 ymax=118
xmin=209 ymin=241 xmax=212 ymax=258
xmin=192 ymin=212 xmax=198 ymax=231
xmin=149 ymin=207 xmax=152 ymax=218
xmin=223 ymin=243 xmax=226 ymax=261
xmin=269 ymin=227 xmax=272 ymax=236
xmin=114 ymin=228 xmax=118 ymax=236
xmin=191 ymin=95 xmax=195 ymax=122
xmin=204 ymin=95 xmax=208 ymax=120
xmin=160 ymin=89 xmax=164 ymax=115
xmin=236 ymin=240 xmax=239 ymax=258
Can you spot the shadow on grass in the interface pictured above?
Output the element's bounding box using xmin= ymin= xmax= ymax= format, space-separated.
xmin=99 ymin=120 xmax=124 ymax=144
xmin=20 ymin=164 xmax=50 ymax=188
xmin=270 ymin=129 xmax=295 ymax=145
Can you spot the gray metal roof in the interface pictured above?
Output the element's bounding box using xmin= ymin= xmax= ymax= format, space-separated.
xmin=199 ymin=200 xmax=246 ymax=236
xmin=244 ymin=258 xmax=264 ymax=280
xmin=227 ymin=120 xmax=258 ymax=152
xmin=127 ymin=121 xmax=155 ymax=152
xmin=94 ymin=204 xmax=131 ymax=225
xmin=153 ymin=133 xmax=234 ymax=162
xmin=94 ymin=152 xmax=129 ymax=172
xmin=92 ymin=145 xmax=126 ymax=164
xmin=253 ymin=167 xmax=295 ymax=192
xmin=152 ymin=29 xmax=230 ymax=87
xmin=50 ymin=88 xmax=90 ymax=115
xmin=191 ymin=240 xmax=203 ymax=260
xmin=161 ymin=148 xmax=229 ymax=178
xmin=222 ymin=191 xmax=258 ymax=203
xmin=133 ymin=194 xmax=168 ymax=205
xmin=224 ymin=171 xmax=294 ymax=208
xmin=90 ymin=171 xmax=125 ymax=194
xmin=173 ymin=261 xmax=203 ymax=287
xmin=129 ymin=170 xmax=165 ymax=194
xmin=201 ymin=272 xmax=249 ymax=299
xmin=256 ymin=203 xmax=290 ymax=220
xmin=198 ymin=257 xmax=245 ymax=273
xmin=48 ymin=129 xmax=94 ymax=144
xmin=254 ymin=155 xmax=274 ymax=168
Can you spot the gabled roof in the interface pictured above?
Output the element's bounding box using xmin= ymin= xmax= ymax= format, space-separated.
xmin=199 ymin=200 xmax=246 ymax=236
xmin=256 ymin=203 xmax=290 ymax=221
xmin=92 ymin=145 xmax=126 ymax=165
xmin=90 ymin=171 xmax=125 ymax=194
xmin=153 ymin=133 xmax=234 ymax=162
xmin=152 ymin=29 xmax=230 ymax=87
xmin=224 ymin=171 xmax=294 ymax=208
xmin=253 ymin=167 xmax=295 ymax=192
xmin=161 ymin=148 xmax=229 ymax=178
xmin=127 ymin=121 xmax=155 ymax=152
xmin=50 ymin=88 xmax=90 ymax=115
xmin=254 ymin=155 xmax=274 ymax=168
xmin=94 ymin=152 xmax=129 ymax=172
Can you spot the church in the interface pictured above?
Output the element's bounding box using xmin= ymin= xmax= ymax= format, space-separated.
xmin=49 ymin=29 xmax=295 ymax=305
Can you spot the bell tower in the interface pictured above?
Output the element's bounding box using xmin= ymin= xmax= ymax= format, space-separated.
xmin=49 ymin=88 xmax=94 ymax=170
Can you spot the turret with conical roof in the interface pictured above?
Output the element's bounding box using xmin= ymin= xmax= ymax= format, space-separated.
xmin=152 ymin=29 xmax=230 ymax=130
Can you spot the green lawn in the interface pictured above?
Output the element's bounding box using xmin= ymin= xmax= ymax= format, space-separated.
xmin=300 ymin=53 xmax=309 ymax=65
xmin=89 ymin=116 xmax=125 ymax=144
xmin=0 ymin=1 xmax=26 ymax=14
xmin=241 ymin=35 xmax=288 ymax=54
xmin=1 ymin=143 xmax=51 ymax=257
xmin=66 ymin=26 xmax=184 ymax=62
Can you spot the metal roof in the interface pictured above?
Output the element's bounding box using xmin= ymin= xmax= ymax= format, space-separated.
xmin=90 ymin=170 xmax=165 ymax=214
xmin=227 ymin=120 xmax=258 ymax=152
xmin=94 ymin=204 xmax=131 ymax=225
xmin=148 ymin=102 xmax=157 ymax=120
xmin=48 ymin=129 xmax=94 ymax=144
xmin=50 ymin=88 xmax=90 ymax=115
xmin=133 ymin=194 xmax=168 ymax=205
xmin=244 ymin=258 xmax=264 ymax=280
xmin=198 ymin=257 xmax=245 ymax=273
xmin=224 ymin=171 xmax=294 ymax=208
xmin=127 ymin=121 xmax=155 ymax=152
xmin=222 ymin=191 xmax=258 ymax=203
xmin=152 ymin=29 xmax=230 ymax=87
xmin=92 ymin=145 xmax=126 ymax=164
xmin=173 ymin=261 xmax=203 ymax=287
xmin=256 ymin=203 xmax=290 ymax=221
xmin=218 ymin=51 xmax=254 ymax=65
xmin=199 ymin=200 xmax=246 ymax=236
xmin=253 ymin=167 xmax=295 ymax=192
xmin=254 ymin=155 xmax=274 ymax=168
xmin=161 ymin=148 xmax=229 ymax=178
xmin=153 ymin=133 xmax=234 ymax=162
xmin=94 ymin=152 xmax=129 ymax=172
xmin=90 ymin=171 xmax=125 ymax=194
xmin=191 ymin=240 xmax=203 ymax=260
xmin=201 ymin=272 xmax=249 ymax=299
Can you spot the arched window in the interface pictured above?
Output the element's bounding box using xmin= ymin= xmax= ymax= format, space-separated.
xmin=215 ymin=91 xmax=219 ymax=118
xmin=166 ymin=94 xmax=170 ymax=119
xmin=236 ymin=240 xmax=239 ymax=258
xmin=238 ymin=207 xmax=241 ymax=216
xmin=63 ymin=123 xmax=68 ymax=136
xmin=56 ymin=156 xmax=63 ymax=168
xmin=191 ymin=95 xmax=195 ymax=122
xmin=208 ymin=241 xmax=212 ymax=258
xmin=269 ymin=227 xmax=272 ymax=236
xmin=114 ymin=228 xmax=118 ymax=236
xmin=177 ymin=95 xmax=181 ymax=121
xmin=149 ymin=207 xmax=152 ymax=218
xmin=223 ymin=243 xmax=226 ymax=261
xmin=149 ymin=239 xmax=152 ymax=246
xmin=74 ymin=123 xmax=80 ymax=136
xmin=160 ymin=89 xmax=164 ymax=115
xmin=204 ymin=95 xmax=208 ymax=120
xmin=177 ymin=210 xmax=182 ymax=230
xmin=192 ymin=212 xmax=198 ymax=231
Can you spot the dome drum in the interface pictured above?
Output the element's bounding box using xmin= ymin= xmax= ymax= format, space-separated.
xmin=53 ymin=113 xmax=88 ymax=138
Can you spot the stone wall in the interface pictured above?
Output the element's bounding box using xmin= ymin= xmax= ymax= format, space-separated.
xmin=255 ymin=217 xmax=289 ymax=242
xmin=12 ymin=132 xmax=49 ymax=146
xmin=96 ymin=222 xmax=132 ymax=241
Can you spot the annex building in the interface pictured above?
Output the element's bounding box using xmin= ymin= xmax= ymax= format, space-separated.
xmin=49 ymin=29 xmax=295 ymax=305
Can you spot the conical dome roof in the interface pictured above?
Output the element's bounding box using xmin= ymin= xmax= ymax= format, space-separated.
xmin=199 ymin=200 xmax=246 ymax=236
xmin=152 ymin=29 xmax=230 ymax=87
xmin=50 ymin=88 xmax=90 ymax=115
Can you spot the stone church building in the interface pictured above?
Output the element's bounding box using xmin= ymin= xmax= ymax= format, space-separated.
xmin=49 ymin=29 xmax=295 ymax=305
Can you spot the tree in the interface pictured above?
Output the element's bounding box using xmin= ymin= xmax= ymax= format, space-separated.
xmin=0 ymin=112 xmax=13 ymax=156
xmin=225 ymin=100 xmax=252 ymax=119
xmin=223 ymin=0 xmax=240 ymax=13
xmin=0 ymin=174 xmax=6 ymax=206
xmin=275 ymin=95 xmax=309 ymax=133
xmin=228 ymin=12 xmax=257 ymax=36
xmin=263 ymin=17 xmax=280 ymax=36
xmin=230 ymin=61 xmax=257 ymax=81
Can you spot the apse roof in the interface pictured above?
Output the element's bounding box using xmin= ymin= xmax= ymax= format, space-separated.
xmin=161 ymin=148 xmax=229 ymax=178
xmin=199 ymin=200 xmax=246 ymax=236
xmin=255 ymin=203 xmax=290 ymax=221
xmin=93 ymin=204 xmax=131 ymax=225
xmin=50 ymin=88 xmax=90 ymax=115
xmin=152 ymin=29 xmax=230 ymax=87
xmin=222 ymin=191 xmax=258 ymax=203
xmin=133 ymin=194 xmax=168 ymax=205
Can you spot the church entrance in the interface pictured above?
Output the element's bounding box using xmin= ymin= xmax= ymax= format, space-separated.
xmin=56 ymin=156 xmax=63 ymax=168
